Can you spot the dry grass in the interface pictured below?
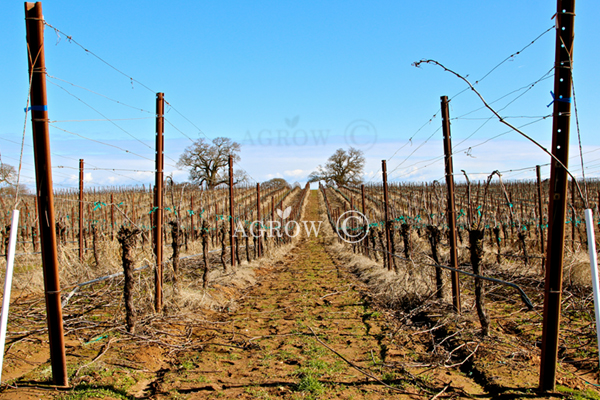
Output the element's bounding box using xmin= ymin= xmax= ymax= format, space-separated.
xmin=316 ymin=188 xmax=599 ymax=314
xmin=162 ymin=240 xmax=298 ymax=314
xmin=564 ymin=249 xmax=594 ymax=288
xmin=2 ymin=198 xmax=306 ymax=319
xmin=316 ymin=189 xmax=440 ymax=309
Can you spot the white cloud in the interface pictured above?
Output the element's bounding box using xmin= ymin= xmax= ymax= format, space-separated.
xmin=284 ymin=169 xmax=305 ymax=177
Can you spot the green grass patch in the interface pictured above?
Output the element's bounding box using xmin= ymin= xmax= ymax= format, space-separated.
xmin=179 ymin=359 xmax=195 ymax=371
xmin=58 ymin=383 xmax=133 ymax=399
xmin=296 ymin=375 xmax=325 ymax=396
xmin=245 ymin=386 xmax=272 ymax=399
xmin=557 ymin=385 xmax=600 ymax=400
xmin=276 ymin=349 xmax=296 ymax=361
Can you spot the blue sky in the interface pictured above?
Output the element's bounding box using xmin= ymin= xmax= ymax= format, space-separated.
xmin=2 ymin=1 xmax=599 ymax=190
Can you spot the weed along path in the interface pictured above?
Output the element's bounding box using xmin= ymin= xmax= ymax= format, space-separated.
xmin=157 ymin=191 xmax=414 ymax=399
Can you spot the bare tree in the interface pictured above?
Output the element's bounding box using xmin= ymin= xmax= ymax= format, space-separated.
xmin=308 ymin=147 xmax=365 ymax=186
xmin=0 ymin=163 xmax=28 ymax=196
xmin=261 ymin=178 xmax=290 ymax=191
xmin=177 ymin=137 xmax=246 ymax=189
xmin=0 ymin=164 xmax=15 ymax=185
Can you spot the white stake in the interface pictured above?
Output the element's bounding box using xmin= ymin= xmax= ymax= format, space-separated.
xmin=584 ymin=208 xmax=600 ymax=370
xmin=0 ymin=210 xmax=20 ymax=383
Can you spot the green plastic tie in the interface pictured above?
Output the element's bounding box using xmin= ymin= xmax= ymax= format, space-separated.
xmin=84 ymin=334 xmax=108 ymax=345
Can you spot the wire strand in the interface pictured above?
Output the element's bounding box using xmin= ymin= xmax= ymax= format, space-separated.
xmin=371 ymin=26 xmax=555 ymax=185
xmin=14 ymin=45 xmax=43 ymax=209
xmin=46 ymin=74 xmax=154 ymax=114
xmin=413 ymin=59 xmax=588 ymax=206
xmin=48 ymin=80 xmax=153 ymax=150
xmin=44 ymin=21 xmax=155 ymax=94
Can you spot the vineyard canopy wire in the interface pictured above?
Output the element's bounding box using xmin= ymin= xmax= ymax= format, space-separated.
xmin=412 ymin=59 xmax=586 ymax=208
xmin=368 ymin=25 xmax=556 ymax=185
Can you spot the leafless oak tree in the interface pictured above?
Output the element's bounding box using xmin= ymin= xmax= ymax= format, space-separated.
xmin=0 ymin=164 xmax=15 ymax=185
xmin=308 ymin=147 xmax=365 ymax=186
xmin=0 ymin=163 xmax=28 ymax=195
xmin=177 ymin=137 xmax=247 ymax=189
xmin=261 ymin=178 xmax=290 ymax=191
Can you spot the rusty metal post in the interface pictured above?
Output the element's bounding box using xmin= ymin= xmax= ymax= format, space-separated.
xmin=25 ymin=2 xmax=68 ymax=386
xmin=87 ymin=203 xmax=92 ymax=247
xmin=540 ymin=2 xmax=576 ymax=389
xmin=571 ymin=178 xmax=576 ymax=251
xmin=257 ymin=183 xmax=261 ymax=257
xmin=110 ymin=193 xmax=115 ymax=241
xmin=131 ymin=191 xmax=136 ymax=224
xmin=536 ymin=165 xmax=545 ymax=272
xmin=213 ymin=202 xmax=218 ymax=246
xmin=153 ymin=92 xmax=164 ymax=312
xmin=229 ymin=155 xmax=235 ymax=267
xmin=441 ymin=95 xmax=461 ymax=314
xmin=190 ymin=194 xmax=195 ymax=240
xmin=79 ymin=158 xmax=84 ymax=261
xmin=271 ymin=195 xmax=276 ymax=246
xmin=362 ymin=184 xmax=368 ymax=256
xmin=271 ymin=195 xmax=275 ymax=219
xmin=382 ymin=160 xmax=393 ymax=271
xmin=70 ymin=206 xmax=74 ymax=242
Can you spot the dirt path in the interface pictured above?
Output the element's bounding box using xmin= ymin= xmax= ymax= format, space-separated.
xmin=151 ymin=191 xmax=415 ymax=399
